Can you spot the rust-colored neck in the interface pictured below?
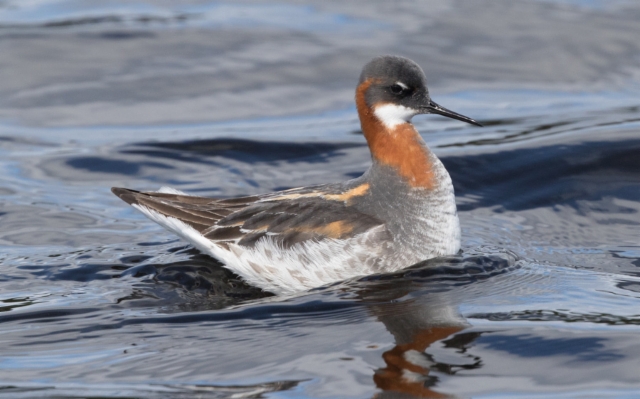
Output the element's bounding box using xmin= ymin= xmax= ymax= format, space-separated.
xmin=356 ymin=80 xmax=436 ymax=190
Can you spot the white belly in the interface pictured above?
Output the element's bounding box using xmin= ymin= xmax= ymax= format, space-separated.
xmin=134 ymin=204 xmax=386 ymax=294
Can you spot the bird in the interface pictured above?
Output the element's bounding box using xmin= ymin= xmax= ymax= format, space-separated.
xmin=111 ymin=55 xmax=481 ymax=294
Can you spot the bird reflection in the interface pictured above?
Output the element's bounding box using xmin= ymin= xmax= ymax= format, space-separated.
xmin=353 ymin=254 xmax=514 ymax=398
xmin=371 ymin=297 xmax=476 ymax=399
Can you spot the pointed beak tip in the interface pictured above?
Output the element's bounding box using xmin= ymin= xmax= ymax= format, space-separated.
xmin=424 ymin=100 xmax=483 ymax=128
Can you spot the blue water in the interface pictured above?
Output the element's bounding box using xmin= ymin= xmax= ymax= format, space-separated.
xmin=1 ymin=0 xmax=639 ymax=398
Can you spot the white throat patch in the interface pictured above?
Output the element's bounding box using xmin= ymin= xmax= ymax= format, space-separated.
xmin=374 ymin=103 xmax=417 ymax=129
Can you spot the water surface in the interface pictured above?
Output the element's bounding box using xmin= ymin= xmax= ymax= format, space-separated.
xmin=1 ymin=0 xmax=640 ymax=397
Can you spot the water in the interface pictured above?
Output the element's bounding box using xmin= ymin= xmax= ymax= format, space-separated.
xmin=1 ymin=0 xmax=639 ymax=397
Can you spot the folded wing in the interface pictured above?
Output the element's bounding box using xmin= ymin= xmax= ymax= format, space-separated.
xmin=111 ymin=185 xmax=385 ymax=249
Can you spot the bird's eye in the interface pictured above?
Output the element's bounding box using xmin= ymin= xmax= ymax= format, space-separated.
xmin=390 ymin=84 xmax=404 ymax=94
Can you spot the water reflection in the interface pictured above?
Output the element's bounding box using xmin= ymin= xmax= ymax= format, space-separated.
xmin=116 ymin=250 xmax=516 ymax=398
xmin=1 ymin=0 xmax=640 ymax=396
xmin=349 ymin=254 xmax=516 ymax=398
xmin=371 ymin=298 xmax=469 ymax=398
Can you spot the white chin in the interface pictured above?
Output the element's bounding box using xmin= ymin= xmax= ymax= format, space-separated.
xmin=374 ymin=104 xmax=418 ymax=129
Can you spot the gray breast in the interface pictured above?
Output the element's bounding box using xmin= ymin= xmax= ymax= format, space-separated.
xmin=354 ymin=155 xmax=461 ymax=271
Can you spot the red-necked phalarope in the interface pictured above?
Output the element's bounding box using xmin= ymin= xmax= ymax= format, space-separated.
xmin=112 ymin=55 xmax=482 ymax=294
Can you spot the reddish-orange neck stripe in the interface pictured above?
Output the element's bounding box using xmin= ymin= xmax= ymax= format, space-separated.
xmin=356 ymin=79 xmax=436 ymax=190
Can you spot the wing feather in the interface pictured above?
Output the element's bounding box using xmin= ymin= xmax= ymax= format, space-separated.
xmin=111 ymin=185 xmax=384 ymax=249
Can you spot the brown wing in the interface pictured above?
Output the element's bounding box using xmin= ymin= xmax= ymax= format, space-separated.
xmin=111 ymin=185 xmax=385 ymax=249
xmin=111 ymin=187 xmax=258 ymax=232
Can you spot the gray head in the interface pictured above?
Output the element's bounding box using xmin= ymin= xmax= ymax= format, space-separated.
xmin=358 ymin=56 xmax=481 ymax=127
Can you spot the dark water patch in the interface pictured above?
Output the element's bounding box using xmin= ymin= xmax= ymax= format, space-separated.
xmin=55 ymin=263 xmax=122 ymax=282
xmin=146 ymin=256 xmax=268 ymax=302
xmin=123 ymin=138 xmax=363 ymax=165
xmin=0 ymin=297 xmax=35 ymax=313
xmin=442 ymin=331 xmax=484 ymax=352
xmin=468 ymin=310 xmax=640 ymax=326
xmin=66 ymin=157 xmax=173 ymax=176
xmin=18 ymin=262 xmax=122 ymax=282
xmin=478 ymin=333 xmax=623 ymax=362
xmin=446 ymin=138 xmax=640 ymax=211
xmin=114 ymin=251 xmax=265 ymax=309
xmin=42 ymin=15 xmax=122 ymax=28
xmin=617 ymin=280 xmax=640 ymax=294
xmin=0 ymin=13 xmax=194 ymax=30
xmin=354 ymin=251 xmax=521 ymax=290
xmin=429 ymin=332 xmax=485 ymax=375
xmin=119 ymin=254 xmax=153 ymax=264
xmin=95 ymin=30 xmax=157 ymax=40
